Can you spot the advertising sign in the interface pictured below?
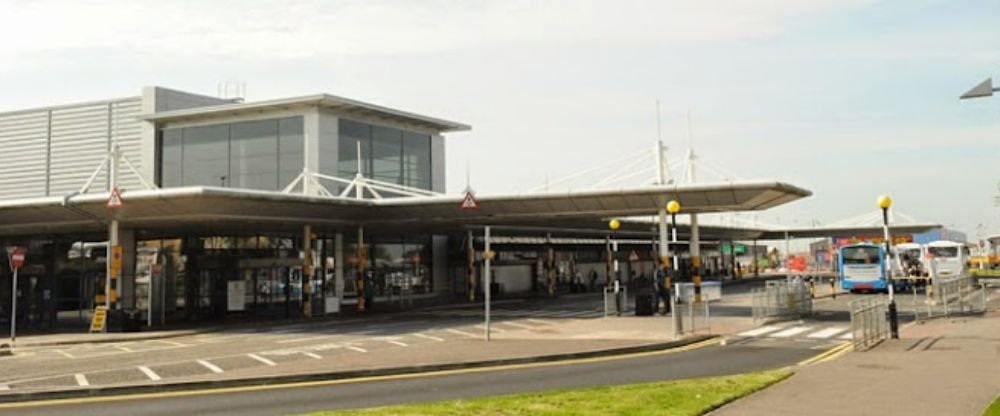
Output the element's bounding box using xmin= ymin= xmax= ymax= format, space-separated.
xmin=227 ymin=281 xmax=246 ymax=311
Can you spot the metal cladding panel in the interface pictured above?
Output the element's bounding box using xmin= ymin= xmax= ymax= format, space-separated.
xmin=0 ymin=111 xmax=48 ymax=199
xmin=112 ymin=100 xmax=145 ymax=192
xmin=49 ymin=103 xmax=110 ymax=195
xmin=48 ymin=98 xmax=143 ymax=196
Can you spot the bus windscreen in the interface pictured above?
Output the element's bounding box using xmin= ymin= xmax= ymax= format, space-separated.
xmin=928 ymin=246 xmax=959 ymax=258
xmin=842 ymin=247 xmax=880 ymax=264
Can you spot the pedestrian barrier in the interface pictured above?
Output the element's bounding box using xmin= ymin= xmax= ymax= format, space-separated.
xmin=849 ymin=296 xmax=889 ymax=351
xmin=928 ymin=275 xmax=987 ymax=317
xmin=751 ymin=280 xmax=812 ymax=324
xmin=669 ymin=291 xmax=712 ymax=338
xmin=603 ymin=286 xmax=628 ymax=317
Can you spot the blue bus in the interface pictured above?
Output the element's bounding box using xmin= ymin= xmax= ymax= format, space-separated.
xmin=839 ymin=244 xmax=888 ymax=292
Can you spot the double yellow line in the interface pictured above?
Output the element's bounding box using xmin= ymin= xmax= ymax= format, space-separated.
xmin=797 ymin=341 xmax=853 ymax=367
xmin=0 ymin=337 xmax=721 ymax=410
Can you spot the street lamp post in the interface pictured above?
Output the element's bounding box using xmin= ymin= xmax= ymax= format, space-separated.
xmin=878 ymin=195 xmax=900 ymax=339
xmin=609 ymin=219 xmax=622 ymax=315
xmin=667 ymin=201 xmax=681 ymax=336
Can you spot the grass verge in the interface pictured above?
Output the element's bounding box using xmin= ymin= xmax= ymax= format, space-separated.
xmin=307 ymin=370 xmax=791 ymax=416
xmin=983 ymin=395 xmax=1000 ymax=416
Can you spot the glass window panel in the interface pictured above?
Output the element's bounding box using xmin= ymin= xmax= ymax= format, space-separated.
xmin=182 ymin=124 xmax=230 ymax=187
xmin=338 ymin=119 xmax=371 ymax=180
xmin=230 ymin=119 xmax=278 ymax=191
xmin=371 ymin=125 xmax=402 ymax=185
xmin=160 ymin=129 xmax=183 ymax=187
xmin=402 ymin=132 xmax=431 ymax=190
xmin=278 ymin=117 xmax=304 ymax=189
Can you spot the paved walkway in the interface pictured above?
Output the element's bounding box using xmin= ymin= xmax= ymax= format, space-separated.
xmin=714 ymin=312 xmax=1000 ymax=416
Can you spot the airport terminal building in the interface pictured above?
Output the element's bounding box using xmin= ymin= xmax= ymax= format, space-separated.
xmin=0 ymin=86 xmax=811 ymax=331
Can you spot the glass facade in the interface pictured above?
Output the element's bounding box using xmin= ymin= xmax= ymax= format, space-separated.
xmin=336 ymin=119 xmax=432 ymax=191
xmin=159 ymin=117 xmax=304 ymax=191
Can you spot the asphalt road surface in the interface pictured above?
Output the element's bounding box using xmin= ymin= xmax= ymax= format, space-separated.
xmin=0 ymin=336 xmax=827 ymax=416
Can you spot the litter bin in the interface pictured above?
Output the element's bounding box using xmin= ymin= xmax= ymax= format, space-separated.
xmin=635 ymin=293 xmax=654 ymax=316
xmin=117 ymin=309 xmax=143 ymax=332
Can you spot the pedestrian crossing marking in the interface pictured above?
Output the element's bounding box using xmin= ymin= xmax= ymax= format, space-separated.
xmin=736 ymin=323 xmax=859 ymax=341
xmin=771 ymin=326 xmax=815 ymax=338
xmin=807 ymin=327 xmax=849 ymax=339
xmin=737 ymin=325 xmax=785 ymax=337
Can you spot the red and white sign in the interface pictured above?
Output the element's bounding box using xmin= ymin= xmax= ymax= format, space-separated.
xmin=107 ymin=187 xmax=123 ymax=209
xmin=8 ymin=247 xmax=26 ymax=269
xmin=460 ymin=190 xmax=479 ymax=210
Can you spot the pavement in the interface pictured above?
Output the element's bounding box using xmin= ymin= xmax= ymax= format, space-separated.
xmin=714 ymin=311 xmax=1000 ymax=416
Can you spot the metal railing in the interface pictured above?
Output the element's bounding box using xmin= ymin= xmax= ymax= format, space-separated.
xmin=670 ymin=293 xmax=712 ymax=338
xmin=603 ymin=286 xmax=628 ymax=317
xmin=752 ymin=280 xmax=812 ymax=324
xmin=849 ymin=296 xmax=889 ymax=351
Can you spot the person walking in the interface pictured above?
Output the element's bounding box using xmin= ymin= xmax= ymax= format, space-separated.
xmin=654 ymin=268 xmax=670 ymax=315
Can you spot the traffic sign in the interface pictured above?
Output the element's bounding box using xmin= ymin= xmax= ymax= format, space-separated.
xmin=89 ymin=306 xmax=108 ymax=333
xmin=628 ymin=250 xmax=639 ymax=262
xmin=460 ymin=190 xmax=479 ymax=210
xmin=107 ymin=187 xmax=123 ymax=209
xmin=7 ymin=247 xmax=26 ymax=270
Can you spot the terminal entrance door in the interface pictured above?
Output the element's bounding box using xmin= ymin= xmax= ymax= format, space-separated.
xmin=238 ymin=258 xmax=303 ymax=318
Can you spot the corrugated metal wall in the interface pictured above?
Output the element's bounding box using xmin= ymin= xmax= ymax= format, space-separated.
xmin=0 ymin=97 xmax=144 ymax=200
xmin=0 ymin=110 xmax=49 ymax=199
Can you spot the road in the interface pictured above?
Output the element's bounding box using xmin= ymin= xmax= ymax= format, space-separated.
xmin=0 ymin=335 xmax=826 ymax=416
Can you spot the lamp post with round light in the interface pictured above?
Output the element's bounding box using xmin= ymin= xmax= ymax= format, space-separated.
xmin=878 ymin=195 xmax=900 ymax=339
xmin=608 ymin=219 xmax=623 ymax=315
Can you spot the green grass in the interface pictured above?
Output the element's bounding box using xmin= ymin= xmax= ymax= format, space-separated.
xmin=983 ymin=395 xmax=1000 ymax=416
xmin=307 ymin=370 xmax=791 ymax=416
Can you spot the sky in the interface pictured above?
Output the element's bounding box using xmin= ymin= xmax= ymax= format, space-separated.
xmin=0 ymin=0 xmax=998 ymax=240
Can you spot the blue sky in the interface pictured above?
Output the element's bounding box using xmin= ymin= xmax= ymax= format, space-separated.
xmin=0 ymin=0 xmax=997 ymax=239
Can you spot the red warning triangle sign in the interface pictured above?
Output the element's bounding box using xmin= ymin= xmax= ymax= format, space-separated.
xmin=460 ymin=190 xmax=479 ymax=210
xmin=107 ymin=187 xmax=123 ymax=209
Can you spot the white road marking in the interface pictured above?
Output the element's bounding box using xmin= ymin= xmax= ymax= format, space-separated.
xmin=115 ymin=344 xmax=135 ymax=353
xmin=499 ymin=321 xmax=534 ymax=330
xmin=385 ymin=340 xmax=408 ymax=347
xmin=839 ymin=332 xmax=854 ymax=340
xmin=197 ymin=359 xmax=224 ymax=374
xmin=527 ymin=319 xmax=555 ymax=326
xmin=302 ymin=352 xmax=323 ymax=359
xmin=74 ymin=374 xmax=89 ymax=387
xmin=277 ymin=335 xmax=336 ymax=344
xmin=247 ymin=353 xmax=277 ymax=366
xmin=770 ymin=326 xmax=814 ymax=338
xmin=737 ymin=325 xmax=784 ymax=337
xmin=413 ymin=333 xmax=445 ymax=342
xmin=808 ymin=327 xmax=850 ymax=339
xmin=445 ymin=328 xmax=477 ymax=337
xmin=345 ymin=345 xmax=367 ymax=353
xmin=157 ymin=340 xmax=188 ymax=347
xmin=54 ymin=349 xmax=74 ymax=359
xmin=0 ymin=384 xmax=9 ymax=391
xmin=137 ymin=366 xmax=161 ymax=381
xmin=474 ymin=325 xmax=505 ymax=333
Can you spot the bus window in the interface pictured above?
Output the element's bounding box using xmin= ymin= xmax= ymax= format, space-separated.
xmin=842 ymin=247 xmax=879 ymax=264
xmin=928 ymin=246 xmax=958 ymax=258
